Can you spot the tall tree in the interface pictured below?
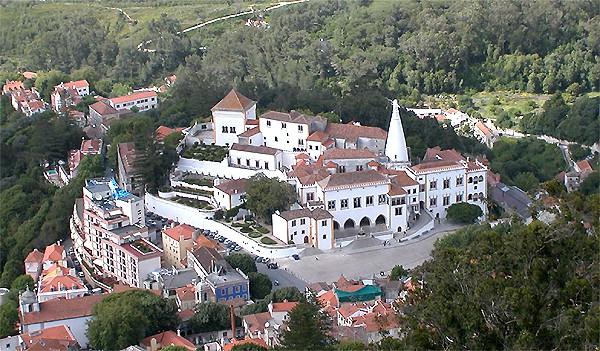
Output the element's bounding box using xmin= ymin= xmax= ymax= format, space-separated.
xmin=279 ymin=297 xmax=333 ymax=350
xmin=245 ymin=175 xmax=297 ymax=223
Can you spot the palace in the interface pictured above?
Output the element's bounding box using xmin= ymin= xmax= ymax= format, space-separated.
xmin=203 ymin=90 xmax=487 ymax=250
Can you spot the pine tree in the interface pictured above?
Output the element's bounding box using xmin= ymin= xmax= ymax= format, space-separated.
xmin=279 ymin=297 xmax=333 ymax=350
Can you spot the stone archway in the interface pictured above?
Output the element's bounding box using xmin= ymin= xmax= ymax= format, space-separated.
xmin=375 ymin=214 xmax=386 ymax=225
xmin=344 ymin=219 xmax=355 ymax=229
xmin=359 ymin=217 xmax=371 ymax=227
xmin=397 ymin=226 xmax=402 ymax=232
xmin=333 ymin=221 xmax=340 ymax=230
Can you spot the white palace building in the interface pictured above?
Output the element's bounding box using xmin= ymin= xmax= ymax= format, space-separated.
xmin=206 ymin=90 xmax=488 ymax=250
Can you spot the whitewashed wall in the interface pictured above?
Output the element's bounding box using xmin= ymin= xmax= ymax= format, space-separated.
xmin=145 ymin=193 xmax=301 ymax=258
xmin=176 ymin=158 xmax=287 ymax=181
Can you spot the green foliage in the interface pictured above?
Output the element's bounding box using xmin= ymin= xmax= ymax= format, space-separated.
xmin=260 ymin=237 xmax=277 ymax=245
xmin=446 ymin=203 xmax=483 ymax=224
xmin=335 ymin=340 xmax=367 ymax=351
xmin=34 ymin=70 xmax=70 ymax=101
xmin=110 ymin=83 xmax=132 ymax=98
xmin=279 ymin=297 xmax=333 ymax=350
xmin=400 ymin=221 xmax=599 ymax=350
xmin=569 ymin=144 xmax=591 ymax=162
xmin=490 ymin=137 xmax=565 ymax=191
xmin=231 ymin=343 xmax=268 ymax=351
xmin=245 ymin=175 xmax=296 ymax=224
xmin=190 ymin=302 xmax=234 ymax=333
xmin=10 ymin=275 xmax=34 ymax=294
xmin=389 ymin=265 xmax=408 ymax=281
xmin=248 ymin=272 xmax=272 ymax=300
xmin=224 ymin=253 xmax=257 ymax=275
xmin=579 ymin=172 xmax=599 ymax=196
xmin=87 ymin=290 xmax=179 ymax=350
xmin=0 ymin=300 xmax=18 ymax=338
xmin=160 ymin=346 xmax=188 ymax=351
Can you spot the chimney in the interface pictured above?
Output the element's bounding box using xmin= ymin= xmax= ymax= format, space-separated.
xmin=150 ymin=337 xmax=158 ymax=351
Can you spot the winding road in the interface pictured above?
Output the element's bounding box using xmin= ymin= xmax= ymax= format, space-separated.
xmin=137 ymin=0 xmax=309 ymax=53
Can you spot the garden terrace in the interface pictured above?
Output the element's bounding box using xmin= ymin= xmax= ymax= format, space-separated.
xmin=183 ymin=144 xmax=228 ymax=162
xmin=173 ymin=196 xmax=214 ymax=210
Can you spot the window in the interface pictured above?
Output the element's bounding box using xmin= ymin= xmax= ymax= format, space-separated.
xmin=274 ymin=136 xmax=278 ymax=142
xmin=443 ymin=195 xmax=450 ymax=206
xmin=391 ymin=198 xmax=401 ymax=206
xmin=281 ymin=122 xmax=287 ymax=129
xmin=266 ymin=120 xmax=271 ymax=126
xmin=468 ymin=177 xmax=473 ymax=183
xmin=222 ymin=126 xmax=228 ymax=133
xmin=300 ymin=218 xmax=306 ymax=225
xmin=419 ymin=184 xmax=425 ymax=192
xmin=237 ymin=158 xmax=241 ymax=165
xmin=339 ymin=165 xmax=346 ymax=173
xmin=366 ymin=196 xmax=374 ymax=206
xmin=246 ymin=159 xmax=250 ymax=167
xmin=327 ymin=200 xmax=336 ymax=210
xmin=378 ymin=194 xmax=387 ymax=204
xmin=309 ymin=145 xmax=313 ymax=150
xmin=429 ymin=180 xmax=437 ymax=189
xmin=395 ymin=207 xmax=403 ymax=216
xmin=298 ymin=125 xmax=303 ymax=131
xmin=456 ymin=194 xmax=463 ymax=202
xmin=456 ymin=177 xmax=464 ymax=185
xmin=341 ymin=199 xmax=349 ymax=209
xmin=443 ymin=179 xmax=450 ymax=189
xmin=229 ymin=126 xmax=236 ymax=133
xmin=291 ymin=220 xmax=296 ymax=226
xmin=299 ymin=139 xmax=304 ymax=146
xmin=353 ymin=197 xmax=362 ymax=208
xmin=255 ymin=160 xmax=260 ymax=168
xmin=307 ymin=192 xmax=314 ymax=201
xmin=321 ymin=220 xmax=327 ymax=226
xmin=264 ymin=161 xmax=269 ymax=169
xmin=429 ymin=197 xmax=437 ymax=207
xmin=322 ymin=234 xmax=327 ymax=239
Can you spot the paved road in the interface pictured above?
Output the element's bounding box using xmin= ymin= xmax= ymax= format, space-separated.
xmin=278 ymin=227 xmax=457 ymax=283
xmin=257 ymin=262 xmax=307 ymax=291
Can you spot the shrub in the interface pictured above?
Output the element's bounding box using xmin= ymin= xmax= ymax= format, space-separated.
xmin=248 ymin=232 xmax=262 ymax=238
xmin=260 ymin=237 xmax=277 ymax=245
xmin=256 ymin=227 xmax=270 ymax=234
xmin=447 ymin=203 xmax=483 ymax=224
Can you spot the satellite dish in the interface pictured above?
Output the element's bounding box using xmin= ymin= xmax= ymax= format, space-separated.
xmin=264 ymin=322 xmax=270 ymax=328
xmin=94 ymin=193 xmax=103 ymax=201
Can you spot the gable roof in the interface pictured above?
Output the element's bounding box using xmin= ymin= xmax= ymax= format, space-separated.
xmin=325 ymin=122 xmax=387 ymax=143
xmin=323 ymin=148 xmax=376 ymax=160
xmin=109 ymin=91 xmax=157 ymax=106
xmin=176 ymin=284 xmax=196 ymax=302
xmin=89 ymin=101 xmax=118 ymax=116
xmin=212 ymin=89 xmax=255 ymax=112
xmin=410 ymin=160 xmax=465 ymax=173
xmin=317 ymin=170 xmax=389 ymax=190
xmin=43 ymin=244 xmax=64 ymax=262
xmin=38 ymin=275 xmax=86 ymax=293
xmin=230 ymin=143 xmax=279 ymax=156
xmin=238 ymin=126 xmax=261 ymax=137
xmin=118 ymin=142 xmax=138 ymax=174
xmin=260 ymin=110 xmax=324 ymax=125
xmin=277 ymin=208 xmax=333 ymax=221
xmin=423 ymin=146 xmax=465 ymax=162
xmin=190 ymin=246 xmax=224 ymax=273
xmin=163 ymin=224 xmax=196 ymax=241
xmin=21 ymin=325 xmax=78 ymax=351
xmin=243 ymin=312 xmax=272 ymax=333
xmin=214 ymin=178 xmax=248 ymax=195
xmin=156 ymin=125 xmax=185 ymax=141
xmin=271 ymin=300 xmax=298 ymax=313
xmin=80 ymin=139 xmax=102 ymax=155
xmin=25 ymin=249 xmax=44 ymax=263
xmin=141 ymin=331 xmax=196 ymax=351
xmin=21 ymin=294 xmax=106 ymax=325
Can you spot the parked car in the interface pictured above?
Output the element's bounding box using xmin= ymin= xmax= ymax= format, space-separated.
xmin=255 ymin=256 xmax=263 ymax=262
xmin=274 ymin=280 xmax=280 ymax=286
xmin=234 ymin=246 xmax=242 ymax=251
xmin=292 ymin=254 xmax=300 ymax=260
xmin=218 ymin=237 xmax=226 ymax=243
xmin=261 ymin=257 xmax=270 ymax=264
xmin=267 ymin=262 xmax=278 ymax=269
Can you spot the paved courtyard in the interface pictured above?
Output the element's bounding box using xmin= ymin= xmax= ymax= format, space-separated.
xmin=276 ymin=221 xmax=463 ymax=283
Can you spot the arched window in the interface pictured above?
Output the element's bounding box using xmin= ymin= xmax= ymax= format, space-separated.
xmin=333 ymin=221 xmax=340 ymax=230
xmin=359 ymin=217 xmax=371 ymax=227
xmin=375 ymin=215 xmax=386 ymax=225
xmin=343 ymin=219 xmax=355 ymax=229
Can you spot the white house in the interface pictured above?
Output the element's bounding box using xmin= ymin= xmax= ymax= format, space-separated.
xmin=108 ymin=91 xmax=158 ymax=112
xmin=212 ymin=89 xmax=256 ymax=146
xmin=272 ymin=208 xmax=334 ymax=249
xmin=229 ymin=143 xmax=282 ymax=171
xmin=258 ymin=111 xmax=327 ymax=152
xmin=214 ymin=178 xmax=248 ymax=210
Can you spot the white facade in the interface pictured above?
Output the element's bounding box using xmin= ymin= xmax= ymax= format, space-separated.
xmin=213 ymin=110 xmax=253 ymax=146
xmin=229 ymin=144 xmax=282 ymax=171
xmin=272 ymin=209 xmax=334 ymax=249
xmin=385 ymin=99 xmax=410 ymax=167
xmin=259 ymin=118 xmax=310 ymax=151
xmin=108 ymin=91 xmax=158 ymax=112
xmin=20 ymin=316 xmax=91 ymax=349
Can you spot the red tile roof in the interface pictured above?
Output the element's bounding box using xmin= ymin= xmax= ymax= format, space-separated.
xmin=80 ymin=139 xmax=102 ymax=155
xmin=118 ymin=142 xmax=138 ymax=174
xmin=39 ymin=275 xmax=86 ymax=293
xmin=43 ymin=244 xmax=64 ymax=262
xmin=21 ymin=325 xmax=78 ymax=351
xmin=89 ymin=101 xmax=118 ymax=116
xmin=63 ymin=80 xmax=89 ymax=90
xmin=163 ymin=224 xmax=196 ymax=241
xmin=224 ymin=338 xmax=269 ymax=351
xmin=21 ymin=294 xmax=106 ymax=325
xmin=323 ymin=148 xmax=376 ymax=160
xmin=318 ymin=170 xmax=389 ymax=190
xmin=212 ymin=89 xmax=255 ymax=112
xmin=215 ymin=178 xmax=248 ymax=195
xmin=475 ymin=121 xmax=492 ymax=137
xmin=141 ymin=331 xmax=196 ymax=351
xmin=307 ymin=130 xmax=330 ymax=142
xmin=3 ymin=80 xmax=24 ymax=94
xmin=410 ymin=160 xmax=464 ymax=173
xmin=423 ymin=147 xmax=465 ymax=163
xmin=325 ymin=122 xmax=387 ymax=143
xmin=25 ymin=249 xmax=44 ymax=263
xmin=271 ymin=301 xmax=298 ymax=313
xmin=317 ymin=289 xmax=338 ymax=307
xmin=109 ymin=91 xmax=157 ymax=105
xmin=176 ymin=284 xmax=196 ymax=302
xmin=238 ymin=126 xmax=261 ymax=137
xmin=156 ymin=125 xmax=185 ymax=141
xmin=577 ymin=160 xmax=593 ymax=173
xmin=243 ymin=312 xmax=272 ymax=333
xmin=178 ymin=308 xmax=195 ymax=321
